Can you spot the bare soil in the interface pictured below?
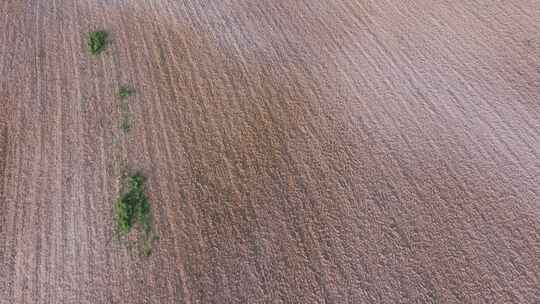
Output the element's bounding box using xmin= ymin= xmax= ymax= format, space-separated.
xmin=1 ymin=1 xmax=539 ymax=303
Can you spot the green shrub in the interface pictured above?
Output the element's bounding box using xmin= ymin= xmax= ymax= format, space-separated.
xmin=116 ymin=173 xmax=150 ymax=234
xmin=87 ymin=31 xmax=108 ymax=55
xmin=119 ymin=116 xmax=130 ymax=133
xmin=119 ymin=86 xmax=135 ymax=99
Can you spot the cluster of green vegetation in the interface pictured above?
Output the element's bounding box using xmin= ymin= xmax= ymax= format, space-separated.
xmin=119 ymin=117 xmax=130 ymax=133
xmin=116 ymin=173 xmax=154 ymax=256
xmin=119 ymin=86 xmax=135 ymax=99
xmin=116 ymin=173 xmax=150 ymax=233
xmin=87 ymin=31 xmax=108 ymax=55
xmin=86 ymin=30 xmax=154 ymax=256
xmin=118 ymin=86 xmax=134 ymax=133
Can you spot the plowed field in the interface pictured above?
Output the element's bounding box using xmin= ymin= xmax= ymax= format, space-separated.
xmin=1 ymin=1 xmax=539 ymax=303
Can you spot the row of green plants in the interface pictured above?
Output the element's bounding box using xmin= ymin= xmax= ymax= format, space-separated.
xmin=88 ymin=30 xmax=155 ymax=256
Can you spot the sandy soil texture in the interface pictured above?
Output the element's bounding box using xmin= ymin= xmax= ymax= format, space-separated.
xmin=1 ymin=1 xmax=539 ymax=303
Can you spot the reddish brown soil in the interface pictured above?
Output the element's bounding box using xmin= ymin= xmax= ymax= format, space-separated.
xmin=1 ymin=1 xmax=540 ymax=303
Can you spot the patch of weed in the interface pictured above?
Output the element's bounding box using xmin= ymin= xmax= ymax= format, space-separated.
xmin=87 ymin=30 xmax=108 ymax=55
xmin=117 ymin=85 xmax=134 ymax=133
xmin=115 ymin=173 xmax=155 ymax=256
xmin=119 ymin=115 xmax=131 ymax=133
xmin=119 ymin=86 xmax=135 ymax=99
xmin=116 ymin=173 xmax=149 ymax=233
xmin=116 ymin=173 xmax=158 ymax=256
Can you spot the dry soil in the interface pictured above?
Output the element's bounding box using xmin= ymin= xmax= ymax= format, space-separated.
xmin=1 ymin=1 xmax=539 ymax=303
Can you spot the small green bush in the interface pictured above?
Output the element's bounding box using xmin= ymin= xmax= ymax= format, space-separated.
xmin=115 ymin=173 xmax=155 ymax=256
xmin=87 ymin=31 xmax=108 ymax=55
xmin=119 ymin=86 xmax=135 ymax=99
xmin=116 ymin=173 xmax=150 ymax=234
xmin=119 ymin=116 xmax=131 ymax=133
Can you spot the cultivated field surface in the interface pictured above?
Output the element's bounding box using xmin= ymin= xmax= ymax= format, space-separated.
xmin=1 ymin=1 xmax=539 ymax=303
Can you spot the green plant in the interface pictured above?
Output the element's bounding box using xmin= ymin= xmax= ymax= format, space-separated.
xmin=119 ymin=116 xmax=130 ymax=133
xmin=114 ymin=172 xmax=156 ymax=256
xmin=117 ymin=86 xmax=134 ymax=133
xmin=119 ymin=86 xmax=135 ymax=99
xmin=116 ymin=173 xmax=151 ymax=234
xmin=87 ymin=31 xmax=108 ymax=55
